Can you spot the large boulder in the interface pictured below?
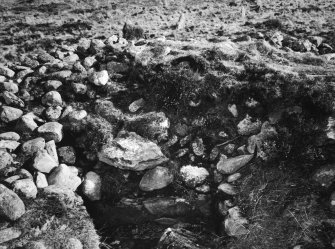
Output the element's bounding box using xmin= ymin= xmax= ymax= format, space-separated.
xmin=0 ymin=184 xmax=25 ymax=221
xmin=98 ymin=131 xmax=168 ymax=171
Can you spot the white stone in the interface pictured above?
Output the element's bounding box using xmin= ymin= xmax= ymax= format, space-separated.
xmin=180 ymin=165 xmax=209 ymax=188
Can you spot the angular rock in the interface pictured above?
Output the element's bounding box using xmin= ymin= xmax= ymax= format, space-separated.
xmin=44 ymin=80 xmax=62 ymax=91
xmin=0 ymin=65 xmax=15 ymax=78
xmin=37 ymin=122 xmax=63 ymax=142
xmin=0 ymin=140 xmax=20 ymax=151
xmin=48 ymin=164 xmax=81 ymax=191
xmin=45 ymin=140 xmax=59 ymax=164
xmin=0 ymin=227 xmax=21 ymax=244
xmin=88 ymin=70 xmax=109 ymax=86
xmin=16 ymin=113 xmax=39 ymax=133
xmin=217 ymin=154 xmax=253 ymax=174
xmin=98 ymin=131 xmax=168 ymax=171
xmin=139 ymin=166 xmax=174 ymax=191
xmin=0 ymin=150 xmax=13 ymax=170
xmin=157 ymin=228 xmax=210 ymax=249
xmin=0 ymin=184 xmax=25 ymax=221
xmin=58 ymin=146 xmax=76 ymax=165
xmin=237 ymin=115 xmax=262 ymax=136
xmin=224 ymin=207 xmax=249 ymax=237
xmin=41 ymin=91 xmax=62 ymax=107
xmin=228 ymin=104 xmax=238 ymax=117
xmin=180 ymin=165 xmax=209 ymax=188
xmin=32 ymin=149 xmax=58 ymax=173
xmin=82 ymin=171 xmax=101 ymax=201
xmin=12 ymin=178 xmax=38 ymax=198
xmin=0 ymin=81 xmax=18 ymax=93
xmin=191 ymin=137 xmax=205 ymax=156
xmin=1 ymin=91 xmax=24 ymax=108
xmin=43 ymin=185 xmax=83 ymax=208
xmin=21 ymin=137 xmax=45 ymax=156
xmin=129 ymin=98 xmax=145 ymax=113
xmin=35 ymin=172 xmax=48 ymax=188
xmin=71 ymin=83 xmax=87 ymax=95
xmin=0 ymin=132 xmax=20 ymax=141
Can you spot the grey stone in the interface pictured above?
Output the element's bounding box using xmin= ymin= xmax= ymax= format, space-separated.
xmin=0 ymin=132 xmax=20 ymax=141
xmin=0 ymin=140 xmax=20 ymax=151
xmin=88 ymin=70 xmax=109 ymax=86
xmin=224 ymin=207 xmax=249 ymax=237
xmin=21 ymin=137 xmax=45 ymax=156
xmin=139 ymin=166 xmax=174 ymax=191
xmin=32 ymin=149 xmax=58 ymax=173
xmin=0 ymin=65 xmax=15 ymax=78
xmin=82 ymin=171 xmax=101 ymax=201
xmin=35 ymin=172 xmax=48 ymax=188
xmin=180 ymin=165 xmax=209 ymax=188
xmin=98 ymin=131 xmax=168 ymax=171
xmin=313 ymin=164 xmax=335 ymax=188
xmin=237 ymin=115 xmax=262 ymax=136
xmin=1 ymin=91 xmax=24 ymax=108
xmin=45 ymin=140 xmax=59 ymax=164
xmin=58 ymin=146 xmax=76 ymax=165
xmin=129 ymin=98 xmax=145 ymax=113
xmin=218 ymin=183 xmax=237 ymax=195
xmin=0 ymin=227 xmax=21 ymax=244
xmin=216 ymin=154 xmax=253 ymax=174
xmin=37 ymin=122 xmax=63 ymax=142
xmin=41 ymin=91 xmax=62 ymax=107
xmin=48 ymin=164 xmax=81 ymax=191
xmin=0 ymin=184 xmax=25 ymax=221
xmin=0 ymin=81 xmax=19 ymax=93
xmin=0 ymin=150 xmax=13 ymax=170
xmin=12 ymin=178 xmax=37 ymax=198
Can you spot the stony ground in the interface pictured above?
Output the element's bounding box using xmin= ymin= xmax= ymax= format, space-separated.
xmin=1 ymin=0 xmax=335 ymax=249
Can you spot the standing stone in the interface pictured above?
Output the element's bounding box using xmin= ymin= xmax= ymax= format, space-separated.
xmin=98 ymin=131 xmax=168 ymax=171
xmin=37 ymin=122 xmax=63 ymax=142
xmin=82 ymin=171 xmax=101 ymax=201
xmin=0 ymin=106 xmax=23 ymax=123
xmin=139 ymin=166 xmax=174 ymax=191
xmin=0 ymin=184 xmax=25 ymax=221
xmin=32 ymin=149 xmax=58 ymax=173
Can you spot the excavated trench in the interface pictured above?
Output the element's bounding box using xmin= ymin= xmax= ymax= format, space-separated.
xmin=62 ymin=38 xmax=335 ymax=248
xmin=2 ymin=31 xmax=335 ymax=249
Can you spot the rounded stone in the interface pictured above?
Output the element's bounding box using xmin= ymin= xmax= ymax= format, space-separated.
xmin=37 ymin=122 xmax=63 ymax=143
xmin=139 ymin=166 xmax=174 ymax=191
xmin=0 ymin=184 xmax=26 ymax=221
xmin=180 ymin=165 xmax=209 ymax=188
xmin=82 ymin=171 xmax=101 ymax=201
xmin=41 ymin=91 xmax=62 ymax=107
xmin=0 ymin=106 xmax=23 ymax=123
